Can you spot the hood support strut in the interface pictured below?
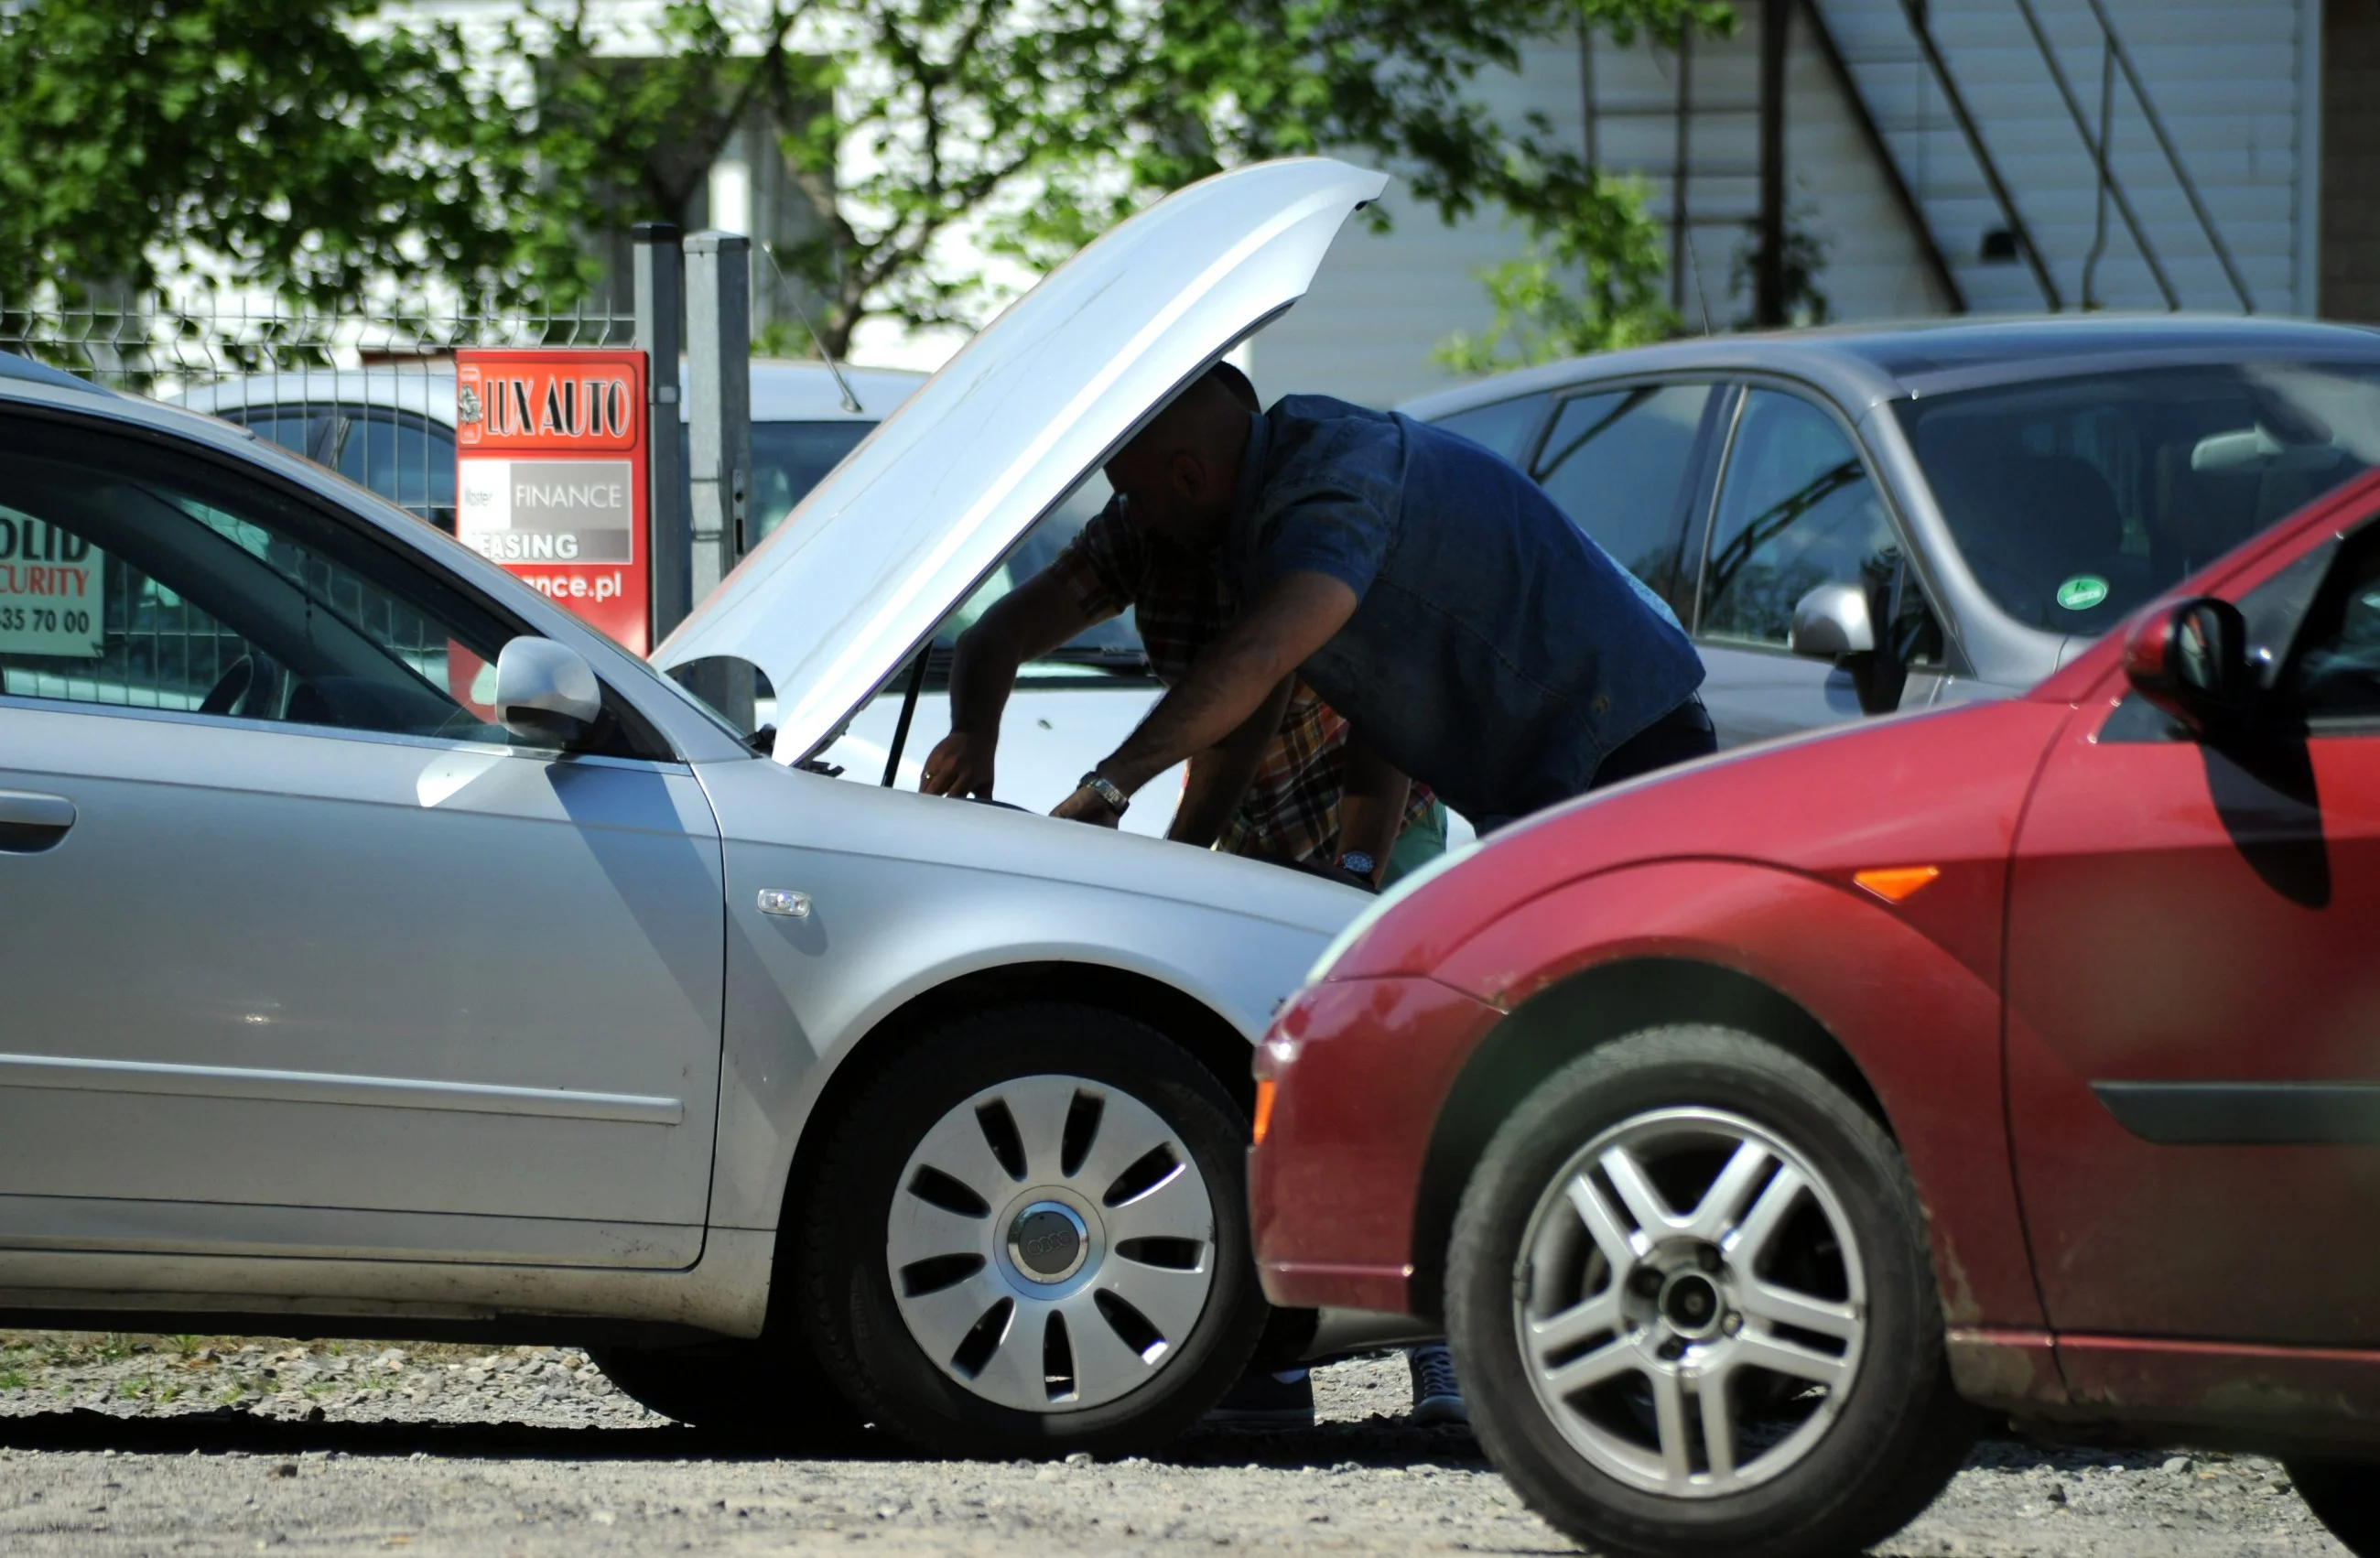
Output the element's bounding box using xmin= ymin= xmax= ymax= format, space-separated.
xmin=880 ymin=647 xmax=932 ymax=787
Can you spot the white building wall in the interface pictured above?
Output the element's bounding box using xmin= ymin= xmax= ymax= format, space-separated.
xmin=1250 ymin=5 xmax=1956 ymax=408
xmin=1814 ymin=0 xmax=2316 ymax=315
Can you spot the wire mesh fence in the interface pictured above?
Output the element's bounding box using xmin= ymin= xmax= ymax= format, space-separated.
xmin=0 ymin=295 xmax=634 ymax=709
xmin=0 ymin=294 xmax=634 ymax=533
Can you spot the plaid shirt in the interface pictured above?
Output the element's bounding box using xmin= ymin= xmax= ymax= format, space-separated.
xmin=1047 ymin=500 xmax=1433 ymax=865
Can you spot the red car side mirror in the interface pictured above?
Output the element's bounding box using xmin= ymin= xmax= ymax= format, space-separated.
xmin=2123 ymin=596 xmax=2255 ymax=739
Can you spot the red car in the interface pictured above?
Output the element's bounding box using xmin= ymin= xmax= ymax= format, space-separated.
xmin=1251 ymin=465 xmax=2380 ymax=1558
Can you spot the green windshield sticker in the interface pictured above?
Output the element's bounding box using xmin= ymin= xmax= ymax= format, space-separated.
xmin=2056 ymin=575 xmax=2110 ymax=611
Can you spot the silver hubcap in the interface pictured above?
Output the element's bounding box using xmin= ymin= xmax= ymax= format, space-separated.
xmin=1513 ymin=1107 xmax=1867 ymax=1497
xmin=889 ymin=1074 xmax=1217 ymax=1413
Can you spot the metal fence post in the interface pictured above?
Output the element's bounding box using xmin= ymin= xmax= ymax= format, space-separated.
xmin=683 ymin=230 xmax=754 ymax=730
xmin=633 ymin=222 xmax=688 ymax=646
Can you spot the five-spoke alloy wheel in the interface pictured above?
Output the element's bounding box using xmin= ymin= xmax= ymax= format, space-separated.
xmin=1448 ymin=1025 xmax=1976 ymax=1558
xmin=802 ymin=1003 xmax=1265 ymax=1457
xmin=1513 ymin=1106 xmax=1868 ymax=1496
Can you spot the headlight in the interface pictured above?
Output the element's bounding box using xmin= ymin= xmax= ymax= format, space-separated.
xmin=1304 ymin=839 xmax=1479 ymax=984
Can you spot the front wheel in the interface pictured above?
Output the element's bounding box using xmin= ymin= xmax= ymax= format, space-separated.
xmin=2287 ymin=1459 xmax=2380 ymax=1554
xmin=1446 ymin=1025 xmax=1976 ymax=1558
xmin=799 ymin=1004 xmax=1266 ymax=1458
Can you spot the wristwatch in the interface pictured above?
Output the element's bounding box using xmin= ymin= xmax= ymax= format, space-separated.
xmin=1336 ymin=850 xmax=1377 ymax=881
xmin=1077 ymin=771 xmax=1130 ymax=816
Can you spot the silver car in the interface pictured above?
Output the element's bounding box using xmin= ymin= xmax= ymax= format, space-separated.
xmin=0 ymin=158 xmax=1390 ymax=1458
xmin=1402 ymin=319 xmax=2380 ymax=748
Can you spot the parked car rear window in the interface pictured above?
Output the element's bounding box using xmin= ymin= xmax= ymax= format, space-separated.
xmin=1899 ymin=362 xmax=2380 ymax=633
xmin=1431 ymin=394 xmax=1549 ymax=465
xmin=1532 ymin=384 xmax=1715 ymax=600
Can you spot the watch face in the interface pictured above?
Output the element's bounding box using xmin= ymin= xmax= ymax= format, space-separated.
xmin=1339 ymin=851 xmax=1375 ymax=875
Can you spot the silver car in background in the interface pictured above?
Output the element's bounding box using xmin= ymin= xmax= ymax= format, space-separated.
xmin=1404 ymin=318 xmax=2380 ymax=747
xmin=0 ymin=157 xmax=1390 ymax=1459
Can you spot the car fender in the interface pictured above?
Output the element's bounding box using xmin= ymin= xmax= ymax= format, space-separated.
xmin=1428 ymin=857 xmax=2042 ymax=1332
xmin=694 ymin=757 xmax=1358 ymax=1231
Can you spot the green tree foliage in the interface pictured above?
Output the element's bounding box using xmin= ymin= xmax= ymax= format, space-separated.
xmin=0 ymin=0 xmax=1735 ymax=361
xmin=1434 ymin=0 xmax=1738 ymax=372
xmin=1434 ymin=177 xmax=1679 ymax=372
xmin=0 ymin=0 xmax=521 ymax=310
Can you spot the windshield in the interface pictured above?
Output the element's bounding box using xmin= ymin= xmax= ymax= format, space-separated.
xmin=1899 ymin=362 xmax=2380 ymax=633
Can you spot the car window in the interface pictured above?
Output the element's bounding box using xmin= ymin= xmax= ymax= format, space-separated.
xmin=0 ymin=417 xmax=541 ymax=746
xmin=1699 ymin=390 xmax=1899 ymax=647
xmin=1899 ymin=362 xmax=2380 ymax=634
xmin=1531 ymin=384 xmax=1715 ymax=598
xmin=2285 ymin=518 xmax=2380 ymax=720
xmin=331 ymin=409 xmax=458 ymax=532
xmin=1432 ymin=394 xmax=1551 ymax=465
xmin=751 ymin=420 xmax=873 ymax=544
xmin=233 ymin=408 xmax=330 ymax=462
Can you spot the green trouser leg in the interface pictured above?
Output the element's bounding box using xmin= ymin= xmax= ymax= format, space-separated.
xmin=1382 ymin=799 xmax=1448 ymax=888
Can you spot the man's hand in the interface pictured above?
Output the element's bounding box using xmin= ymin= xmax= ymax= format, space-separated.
xmin=920 ymin=729 xmax=994 ymax=798
xmin=1052 ymin=784 xmax=1125 ymax=828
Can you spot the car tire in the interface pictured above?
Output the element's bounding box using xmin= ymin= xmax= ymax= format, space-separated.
xmin=1446 ymin=1024 xmax=1977 ymax=1558
xmin=799 ymin=1002 xmax=1266 ymax=1458
xmin=2287 ymin=1459 xmax=2380 ymax=1554
xmin=588 ymin=1338 xmax=866 ymax=1446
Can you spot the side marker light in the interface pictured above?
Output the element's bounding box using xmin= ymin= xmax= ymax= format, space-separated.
xmin=1855 ymin=865 xmax=1941 ymax=903
xmin=1252 ymin=1078 xmax=1277 ymax=1145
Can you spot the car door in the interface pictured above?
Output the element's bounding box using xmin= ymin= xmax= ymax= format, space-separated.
xmin=2006 ymin=511 xmax=2380 ymax=1358
xmin=1690 ymin=387 xmax=1947 ymax=746
xmin=0 ymin=409 xmax=724 ymax=1271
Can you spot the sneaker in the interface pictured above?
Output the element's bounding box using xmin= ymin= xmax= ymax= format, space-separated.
xmin=1408 ymin=1344 xmax=1466 ymax=1425
xmin=1204 ymin=1368 xmax=1315 ymax=1428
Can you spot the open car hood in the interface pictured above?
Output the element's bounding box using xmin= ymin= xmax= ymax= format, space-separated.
xmin=653 ymin=157 xmax=1389 ymax=763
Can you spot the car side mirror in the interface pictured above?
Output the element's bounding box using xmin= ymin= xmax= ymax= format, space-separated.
xmin=493 ymin=636 xmax=603 ymax=747
xmin=1790 ymin=581 xmax=1907 ymax=715
xmin=2124 ymin=596 xmax=2254 ymax=740
xmin=1790 ymin=582 xmax=1876 ymax=659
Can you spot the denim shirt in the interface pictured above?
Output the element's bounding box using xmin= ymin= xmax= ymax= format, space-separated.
xmin=1220 ymin=395 xmax=1704 ymax=823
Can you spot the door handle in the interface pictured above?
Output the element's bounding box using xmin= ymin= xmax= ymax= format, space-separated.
xmin=0 ymin=789 xmax=74 ymax=853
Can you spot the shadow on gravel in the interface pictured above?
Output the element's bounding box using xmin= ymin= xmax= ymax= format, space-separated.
xmin=0 ymin=1407 xmax=904 ymax=1464
xmin=0 ymin=1405 xmax=1491 ymax=1472
xmin=1166 ymin=1418 xmax=1488 ymax=1471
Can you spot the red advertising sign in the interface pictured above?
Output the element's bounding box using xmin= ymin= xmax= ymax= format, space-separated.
xmin=454 ymin=349 xmax=651 ymax=654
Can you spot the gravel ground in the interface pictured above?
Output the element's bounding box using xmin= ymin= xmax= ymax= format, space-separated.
xmin=0 ymin=1331 xmax=2347 ymax=1555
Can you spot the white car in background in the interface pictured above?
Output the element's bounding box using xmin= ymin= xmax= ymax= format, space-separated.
xmin=179 ymin=364 xmax=1183 ymax=830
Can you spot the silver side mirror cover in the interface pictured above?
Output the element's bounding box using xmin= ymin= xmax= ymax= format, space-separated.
xmin=493 ymin=636 xmax=602 ymax=746
xmin=1790 ymin=582 xmax=1877 ymax=660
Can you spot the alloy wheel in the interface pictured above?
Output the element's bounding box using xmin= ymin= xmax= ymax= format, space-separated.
xmin=887 ymin=1073 xmax=1217 ymax=1413
xmin=1513 ymin=1105 xmax=1867 ymax=1497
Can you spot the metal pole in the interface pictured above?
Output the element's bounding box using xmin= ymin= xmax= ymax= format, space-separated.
xmin=683 ymin=229 xmax=755 ymax=731
xmin=1671 ymin=31 xmax=1693 ymax=315
xmin=1756 ymin=0 xmax=1790 ymax=327
xmin=633 ymin=221 xmax=688 ymax=646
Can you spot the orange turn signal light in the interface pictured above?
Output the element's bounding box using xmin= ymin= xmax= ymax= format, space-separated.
xmin=1854 ymin=864 xmax=1941 ymax=903
xmin=1252 ymin=1078 xmax=1277 ymax=1145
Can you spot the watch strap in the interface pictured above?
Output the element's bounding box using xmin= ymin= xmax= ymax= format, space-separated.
xmin=1078 ymin=772 xmax=1130 ymax=815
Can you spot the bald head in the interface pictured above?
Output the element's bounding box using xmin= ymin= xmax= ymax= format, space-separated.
xmin=1104 ymin=366 xmax=1257 ymax=549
